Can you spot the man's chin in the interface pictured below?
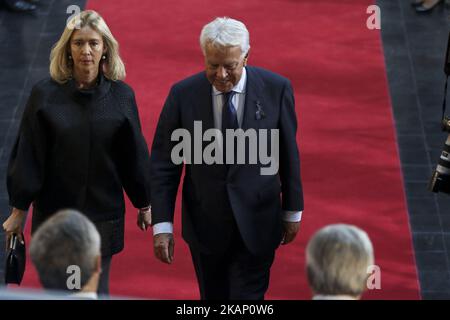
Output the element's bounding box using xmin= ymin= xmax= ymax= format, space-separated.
xmin=213 ymin=83 xmax=232 ymax=93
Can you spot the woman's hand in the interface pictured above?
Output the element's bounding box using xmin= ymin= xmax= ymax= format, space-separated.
xmin=137 ymin=206 xmax=152 ymax=231
xmin=2 ymin=208 xmax=26 ymax=247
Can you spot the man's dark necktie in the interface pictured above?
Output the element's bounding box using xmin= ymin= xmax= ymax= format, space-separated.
xmin=221 ymin=91 xmax=238 ymax=164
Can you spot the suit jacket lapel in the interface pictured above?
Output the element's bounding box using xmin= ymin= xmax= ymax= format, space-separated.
xmin=229 ymin=67 xmax=265 ymax=176
xmin=242 ymin=66 xmax=265 ymax=132
xmin=196 ymin=72 xmax=215 ymax=132
xmin=194 ymin=72 xmax=228 ymax=176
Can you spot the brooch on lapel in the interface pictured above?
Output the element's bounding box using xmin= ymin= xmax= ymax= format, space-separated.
xmin=255 ymin=101 xmax=266 ymax=120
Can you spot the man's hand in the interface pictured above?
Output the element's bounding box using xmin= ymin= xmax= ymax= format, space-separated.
xmin=2 ymin=208 xmax=26 ymax=249
xmin=137 ymin=207 xmax=152 ymax=231
xmin=281 ymin=221 xmax=300 ymax=245
xmin=153 ymin=233 xmax=174 ymax=264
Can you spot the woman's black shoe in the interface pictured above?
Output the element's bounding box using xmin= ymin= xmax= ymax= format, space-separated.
xmin=411 ymin=0 xmax=424 ymax=7
xmin=415 ymin=0 xmax=444 ymax=12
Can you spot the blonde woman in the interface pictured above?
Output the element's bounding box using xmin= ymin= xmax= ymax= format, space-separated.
xmin=2 ymin=10 xmax=152 ymax=296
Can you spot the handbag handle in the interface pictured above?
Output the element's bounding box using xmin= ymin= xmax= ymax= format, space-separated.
xmin=9 ymin=234 xmax=17 ymax=250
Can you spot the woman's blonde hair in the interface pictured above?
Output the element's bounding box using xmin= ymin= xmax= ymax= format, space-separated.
xmin=50 ymin=10 xmax=126 ymax=83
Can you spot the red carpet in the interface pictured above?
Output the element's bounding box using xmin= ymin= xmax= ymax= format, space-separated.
xmin=16 ymin=0 xmax=420 ymax=299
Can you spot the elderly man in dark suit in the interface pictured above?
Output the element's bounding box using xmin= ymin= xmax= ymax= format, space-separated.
xmin=150 ymin=17 xmax=304 ymax=300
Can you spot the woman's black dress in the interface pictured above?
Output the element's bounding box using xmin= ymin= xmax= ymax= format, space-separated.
xmin=7 ymin=74 xmax=151 ymax=256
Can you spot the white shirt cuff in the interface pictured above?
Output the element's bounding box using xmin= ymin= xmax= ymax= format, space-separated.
xmin=283 ymin=211 xmax=302 ymax=222
xmin=153 ymin=213 xmax=301 ymax=233
xmin=153 ymin=222 xmax=173 ymax=235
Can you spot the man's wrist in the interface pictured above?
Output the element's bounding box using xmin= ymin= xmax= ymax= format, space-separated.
xmin=139 ymin=205 xmax=151 ymax=213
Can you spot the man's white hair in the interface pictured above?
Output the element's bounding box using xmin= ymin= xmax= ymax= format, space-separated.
xmin=200 ymin=17 xmax=250 ymax=57
xmin=306 ymin=224 xmax=374 ymax=298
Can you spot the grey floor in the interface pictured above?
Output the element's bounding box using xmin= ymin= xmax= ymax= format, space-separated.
xmin=378 ymin=0 xmax=450 ymax=299
xmin=0 ymin=0 xmax=449 ymax=299
xmin=0 ymin=0 xmax=85 ymax=284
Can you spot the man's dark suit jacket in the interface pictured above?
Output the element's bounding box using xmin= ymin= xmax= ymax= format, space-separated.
xmin=150 ymin=66 xmax=304 ymax=256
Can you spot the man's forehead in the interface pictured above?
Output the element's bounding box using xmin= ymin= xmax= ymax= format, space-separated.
xmin=205 ymin=43 xmax=242 ymax=57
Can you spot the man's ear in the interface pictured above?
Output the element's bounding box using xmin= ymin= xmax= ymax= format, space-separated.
xmin=243 ymin=50 xmax=250 ymax=65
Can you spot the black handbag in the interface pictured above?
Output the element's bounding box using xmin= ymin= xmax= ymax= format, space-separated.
xmin=4 ymin=233 xmax=26 ymax=285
